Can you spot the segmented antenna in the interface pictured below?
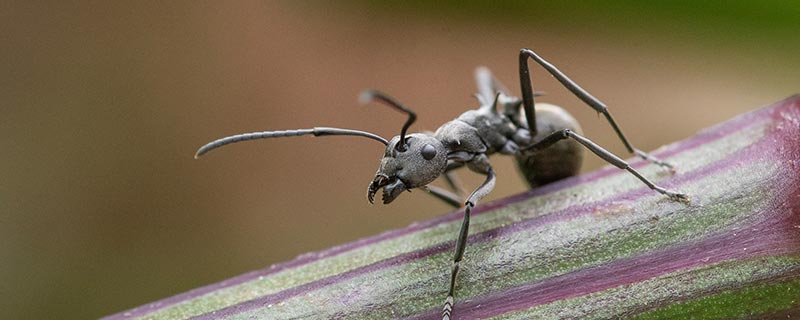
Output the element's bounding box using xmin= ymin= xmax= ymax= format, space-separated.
xmin=194 ymin=127 xmax=388 ymax=158
xmin=359 ymin=90 xmax=416 ymax=152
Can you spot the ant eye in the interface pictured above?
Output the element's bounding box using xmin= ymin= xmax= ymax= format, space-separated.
xmin=420 ymin=144 xmax=436 ymax=160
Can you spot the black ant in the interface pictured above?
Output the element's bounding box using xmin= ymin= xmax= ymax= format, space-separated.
xmin=196 ymin=48 xmax=688 ymax=319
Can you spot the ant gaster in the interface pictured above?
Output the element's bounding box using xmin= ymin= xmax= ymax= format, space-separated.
xmin=195 ymin=48 xmax=689 ymax=320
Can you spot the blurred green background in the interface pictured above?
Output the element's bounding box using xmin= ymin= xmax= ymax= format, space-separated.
xmin=2 ymin=1 xmax=798 ymax=319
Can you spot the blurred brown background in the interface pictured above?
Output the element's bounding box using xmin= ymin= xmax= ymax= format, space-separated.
xmin=3 ymin=1 xmax=798 ymax=319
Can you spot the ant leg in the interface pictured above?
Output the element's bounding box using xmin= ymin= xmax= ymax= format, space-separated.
xmin=518 ymin=50 xmax=540 ymax=136
xmin=421 ymin=161 xmax=467 ymax=208
xmin=421 ymin=185 xmax=462 ymax=208
xmin=444 ymin=172 xmax=465 ymax=197
xmin=519 ymin=48 xmax=675 ymax=171
xmin=423 ymin=161 xmax=471 ymax=208
xmin=524 ymin=129 xmax=688 ymax=202
xmin=422 ymin=162 xmax=468 ymax=208
xmin=478 ymin=67 xmax=530 ymax=129
xmin=442 ymin=163 xmax=496 ymax=320
xmin=444 ymin=161 xmax=466 ymax=197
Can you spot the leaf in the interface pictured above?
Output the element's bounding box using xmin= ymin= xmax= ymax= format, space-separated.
xmin=105 ymin=96 xmax=800 ymax=320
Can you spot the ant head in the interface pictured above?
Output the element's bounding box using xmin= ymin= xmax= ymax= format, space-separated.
xmin=367 ymin=133 xmax=447 ymax=204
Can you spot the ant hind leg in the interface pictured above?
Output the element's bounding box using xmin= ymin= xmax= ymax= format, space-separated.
xmin=518 ymin=48 xmax=675 ymax=172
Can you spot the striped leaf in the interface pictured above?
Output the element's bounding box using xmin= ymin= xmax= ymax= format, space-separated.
xmin=106 ymin=96 xmax=800 ymax=319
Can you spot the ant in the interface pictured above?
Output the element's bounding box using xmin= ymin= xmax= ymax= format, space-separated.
xmin=196 ymin=48 xmax=689 ymax=319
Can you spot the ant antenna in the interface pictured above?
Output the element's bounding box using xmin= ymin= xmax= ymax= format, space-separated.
xmin=359 ymin=90 xmax=416 ymax=152
xmin=195 ymin=127 xmax=388 ymax=159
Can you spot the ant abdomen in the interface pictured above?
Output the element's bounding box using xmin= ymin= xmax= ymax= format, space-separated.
xmin=516 ymin=103 xmax=584 ymax=188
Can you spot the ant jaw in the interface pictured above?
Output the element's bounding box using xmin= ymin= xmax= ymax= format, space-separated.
xmin=367 ymin=175 xmax=388 ymax=204
xmin=367 ymin=175 xmax=407 ymax=204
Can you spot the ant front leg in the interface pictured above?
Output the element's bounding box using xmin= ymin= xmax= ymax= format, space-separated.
xmin=518 ymin=48 xmax=675 ymax=171
xmin=422 ymin=185 xmax=462 ymax=208
xmin=422 ymin=161 xmax=467 ymax=208
xmin=442 ymin=157 xmax=496 ymax=320
xmin=443 ymin=161 xmax=467 ymax=198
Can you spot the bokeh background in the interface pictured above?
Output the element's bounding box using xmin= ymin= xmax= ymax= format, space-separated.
xmin=3 ymin=1 xmax=798 ymax=319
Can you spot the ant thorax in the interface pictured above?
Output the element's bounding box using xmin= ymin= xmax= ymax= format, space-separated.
xmin=435 ymin=107 xmax=529 ymax=157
